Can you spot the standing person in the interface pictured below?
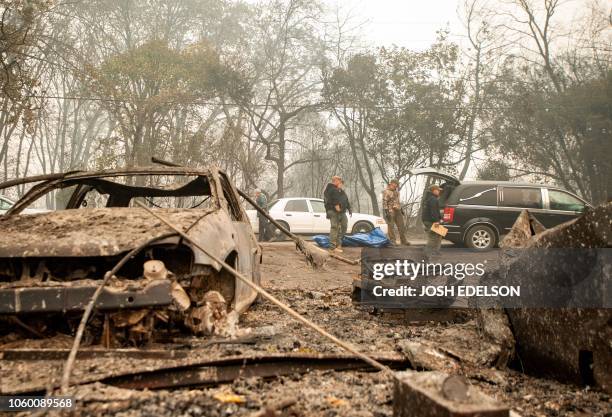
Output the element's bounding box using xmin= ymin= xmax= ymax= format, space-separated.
xmin=323 ymin=176 xmax=351 ymax=252
xmin=382 ymin=179 xmax=409 ymax=246
xmin=254 ymin=189 xmax=268 ymax=242
xmin=338 ymin=179 xmax=351 ymax=241
xmin=422 ymin=184 xmax=443 ymax=259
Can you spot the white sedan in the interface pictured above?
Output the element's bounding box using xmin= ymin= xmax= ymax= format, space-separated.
xmin=246 ymin=197 xmax=388 ymax=236
xmin=0 ymin=195 xmax=49 ymax=215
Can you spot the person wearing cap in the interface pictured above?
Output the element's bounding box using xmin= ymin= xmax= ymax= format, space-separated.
xmin=422 ymin=184 xmax=443 ymax=258
xmin=254 ymin=189 xmax=269 ymax=242
xmin=382 ymin=179 xmax=408 ymax=245
xmin=323 ymin=175 xmax=352 ymax=252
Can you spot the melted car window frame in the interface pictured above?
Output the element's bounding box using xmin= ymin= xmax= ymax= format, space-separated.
xmin=6 ymin=170 xmax=219 ymax=215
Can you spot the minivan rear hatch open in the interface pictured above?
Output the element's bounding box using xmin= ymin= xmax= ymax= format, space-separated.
xmin=409 ymin=167 xmax=460 ymax=185
xmin=410 ymin=167 xmax=460 ymax=207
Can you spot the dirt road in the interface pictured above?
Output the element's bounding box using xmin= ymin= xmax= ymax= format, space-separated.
xmin=260 ymin=242 xmax=362 ymax=290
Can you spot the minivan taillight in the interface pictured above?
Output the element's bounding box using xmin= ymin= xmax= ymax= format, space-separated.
xmin=443 ymin=207 xmax=455 ymax=223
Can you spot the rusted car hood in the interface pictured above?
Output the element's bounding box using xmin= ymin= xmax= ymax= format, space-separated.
xmin=0 ymin=208 xmax=214 ymax=258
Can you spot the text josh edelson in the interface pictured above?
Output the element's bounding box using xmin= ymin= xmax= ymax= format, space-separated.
xmin=369 ymin=260 xmax=520 ymax=298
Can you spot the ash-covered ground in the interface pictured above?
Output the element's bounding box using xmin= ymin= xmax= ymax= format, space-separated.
xmin=1 ymin=243 xmax=610 ymax=417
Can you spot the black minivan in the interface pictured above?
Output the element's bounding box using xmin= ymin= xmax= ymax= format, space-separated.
xmin=411 ymin=168 xmax=592 ymax=250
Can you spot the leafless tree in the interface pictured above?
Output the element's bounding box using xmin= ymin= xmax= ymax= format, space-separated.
xmin=234 ymin=0 xmax=326 ymax=198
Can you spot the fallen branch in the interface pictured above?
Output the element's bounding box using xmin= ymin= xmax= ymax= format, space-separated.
xmin=328 ymin=251 xmax=359 ymax=265
xmin=135 ymin=201 xmax=396 ymax=379
xmin=0 ymin=173 xmax=66 ymax=191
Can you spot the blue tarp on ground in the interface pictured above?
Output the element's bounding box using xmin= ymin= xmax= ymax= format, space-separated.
xmin=313 ymin=227 xmax=391 ymax=248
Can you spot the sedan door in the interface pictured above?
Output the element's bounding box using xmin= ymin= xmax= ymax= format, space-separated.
xmin=309 ymin=199 xmax=330 ymax=233
xmin=280 ymin=199 xmax=314 ymax=233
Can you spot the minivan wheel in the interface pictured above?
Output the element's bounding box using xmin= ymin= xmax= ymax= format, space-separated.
xmin=465 ymin=225 xmax=496 ymax=250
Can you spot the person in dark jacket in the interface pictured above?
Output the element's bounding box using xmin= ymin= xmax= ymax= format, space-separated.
xmin=323 ymin=176 xmax=352 ymax=252
xmin=422 ymin=184 xmax=443 ymax=258
xmin=254 ymin=189 xmax=269 ymax=242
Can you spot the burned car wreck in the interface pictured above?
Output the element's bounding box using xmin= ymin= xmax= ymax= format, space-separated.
xmin=0 ymin=166 xmax=261 ymax=345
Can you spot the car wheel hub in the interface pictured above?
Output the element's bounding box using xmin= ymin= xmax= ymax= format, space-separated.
xmin=472 ymin=230 xmax=491 ymax=248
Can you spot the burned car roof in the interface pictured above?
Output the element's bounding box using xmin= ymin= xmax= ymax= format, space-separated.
xmin=0 ymin=166 xmax=214 ymax=190
xmin=1 ymin=166 xmax=218 ymax=216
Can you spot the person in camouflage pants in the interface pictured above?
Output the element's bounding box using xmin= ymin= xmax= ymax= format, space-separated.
xmin=382 ymin=179 xmax=408 ymax=246
xmin=323 ymin=176 xmax=351 ymax=252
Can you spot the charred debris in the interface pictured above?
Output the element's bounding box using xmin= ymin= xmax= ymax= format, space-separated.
xmin=0 ymin=167 xmax=610 ymax=416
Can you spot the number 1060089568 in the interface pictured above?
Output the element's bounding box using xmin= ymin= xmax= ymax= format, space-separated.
xmin=0 ymin=396 xmax=75 ymax=411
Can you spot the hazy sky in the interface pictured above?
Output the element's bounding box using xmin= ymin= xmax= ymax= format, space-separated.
xmin=324 ymin=0 xmax=597 ymax=51
xmin=329 ymin=0 xmax=464 ymax=50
